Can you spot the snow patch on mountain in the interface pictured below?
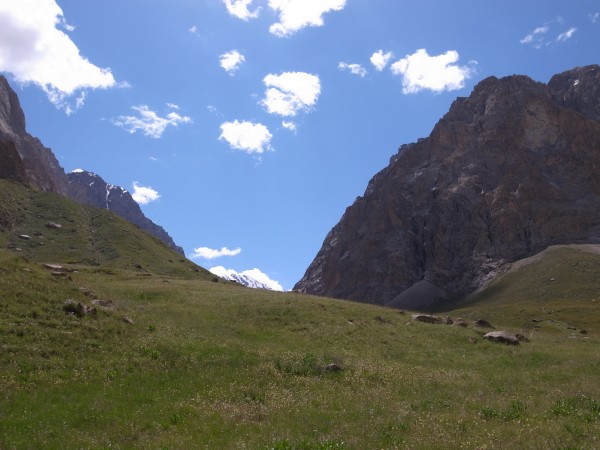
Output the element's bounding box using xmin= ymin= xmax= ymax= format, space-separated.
xmin=210 ymin=266 xmax=284 ymax=291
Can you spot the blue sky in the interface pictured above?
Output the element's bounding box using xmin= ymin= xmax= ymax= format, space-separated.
xmin=0 ymin=0 xmax=598 ymax=290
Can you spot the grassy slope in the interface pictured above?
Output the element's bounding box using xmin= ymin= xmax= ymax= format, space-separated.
xmin=0 ymin=179 xmax=211 ymax=278
xmin=448 ymin=246 xmax=600 ymax=336
xmin=1 ymin=179 xmax=600 ymax=449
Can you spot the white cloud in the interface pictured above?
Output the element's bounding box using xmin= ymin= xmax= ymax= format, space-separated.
xmin=521 ymin=18 xmax=577 ymax=48
xmin=370 ymin=50 xmax=393 ymax=71
xmin=189 ymin=25 xmax=198 ymax=34
xmin=268 ymin=0 xmax=346 ymax=37
xmin=166 ymin=103 xmax=179 ymax=109
xmin=223 ymin=0 xmax=260 ymax=21
xmin=210 ymin=266 xmax=284 ymax=291
xmin=282 ymin=120 xmax=297 ymax=132
xmin=241 ymin=268 xmax=284 ymax=291
xmin=590 ymin=12 xmax=599 ymax=23
xmin=219 ymin=50 xmax=245 ymax=74
xmin=219 ymin=120 xmax=273 ymax=154
xmin=0 ymin=0 xmax=116 ymax=113
xmin=556 ymin=27 xmax=577 ymax=42
xmin=390 ymin=49 xmax=473 ymax=94
xmin=338 ymin=62 xmax=367 ymax=78
xmin=131 ymin=182 xmax=160 ymax=205
xmin=190 ymin=247 xmax=242 ymax=260
xmin=112 ymin=105 xmax=192 ymax=139
xmin=520 ymin=26 xmax=549 ymax=46
xmin=260 ymin=72 xmax=321 ymax=117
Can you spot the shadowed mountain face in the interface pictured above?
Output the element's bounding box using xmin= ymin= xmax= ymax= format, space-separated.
xmin=0 ymin=76 xmax=183 ymax=255
xmin=295 ymin=65 xmax=600 ymax=309
xmin=0 ymin=140 xmax=27 ymax=184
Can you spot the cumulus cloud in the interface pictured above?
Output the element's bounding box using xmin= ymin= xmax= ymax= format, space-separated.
xmin=556 ymin=27 xmax=577 ymax=42
xmin=0 ymin=0 xmax=116 ymax=113
xmin=338 ymin=62 xmax=367 ymax=78
xmin=370 ymin=50 xmax=393 ymax=71
xmin=223 ymin=0 xmax=260 ymax=21
xmin=131 ymin=182 xmax=160 ymax=205
xmin=260 ymin=72 xmax=321 ymax=117
xmin=268 ymin=0 xmax=346 ymax=37
xmin=219 ymin=120 xmax=273 ymax=154
xmin=210 ymin=266 xmax=284 ymax=291
xmin=112 ymin=105 xmax=192 ymax=139
xmin=219 ymin=50 xmax=245 ymax=74
xmin=390 ymin=49 xmax=473 ymax=94
xmin=190 ymin=247 xmax=242 ymax=260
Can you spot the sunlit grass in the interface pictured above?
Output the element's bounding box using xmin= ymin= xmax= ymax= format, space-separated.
xmin=1 ymin=251 xmax=599 ymax=449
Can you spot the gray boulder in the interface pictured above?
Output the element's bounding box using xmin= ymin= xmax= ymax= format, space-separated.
xmin=484 ymin=331 xmax=520 ymax=345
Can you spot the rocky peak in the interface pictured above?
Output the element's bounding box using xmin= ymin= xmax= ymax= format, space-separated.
xmin=548 ymin=65 xmax=600 ymax=120
xmin=295 ymin=65 xmax=600 ymax=309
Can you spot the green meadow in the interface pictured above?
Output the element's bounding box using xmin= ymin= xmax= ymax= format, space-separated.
xmin=1 ymin=179 xmax=599 ymax=449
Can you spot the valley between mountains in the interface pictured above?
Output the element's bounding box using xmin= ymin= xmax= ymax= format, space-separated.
xmin=1 ymin=67 xmax=600 ymax=449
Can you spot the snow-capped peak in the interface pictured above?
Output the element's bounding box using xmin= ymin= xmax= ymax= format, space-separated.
xmin=209 ymin=266 xmax=283 ymax=291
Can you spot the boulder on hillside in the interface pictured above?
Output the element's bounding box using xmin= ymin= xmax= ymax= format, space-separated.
xmin=475 ymin=319 xmax=495 ymax=329
xmin=63 ymin=300 xmax=97 ymax=318
xmin=484 ymin=331 xmax=520 ymax=345
xmin=411 ymin=314 xmax=443 ymax=324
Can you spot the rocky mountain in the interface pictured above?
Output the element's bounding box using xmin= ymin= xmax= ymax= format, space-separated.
xmin=67 ymin=170 xmax=183 ymax=254
xmin=295 ymin=65 xmax=600 ymax=310
xmin=0 ymin=75 xmax=183 ymax=254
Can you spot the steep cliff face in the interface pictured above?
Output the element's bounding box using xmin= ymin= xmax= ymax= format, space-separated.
xmin=295 ymin=65 xmax=600 ymax=309
xmin=0 ymin=75 xmax=184 ymax=254
xmin=0 ymin=76 xmax=69 ymax=194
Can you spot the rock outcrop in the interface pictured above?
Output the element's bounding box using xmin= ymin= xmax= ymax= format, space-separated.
xmin=67 ymin=170 xmax=184 ymax=254
xmin=295 ymin=65 xmax=600 ymax=309
xmin=0 ymin=76 xmax=69 ymax=194
xmin=0 ymin=75 xmax=184 ymax=254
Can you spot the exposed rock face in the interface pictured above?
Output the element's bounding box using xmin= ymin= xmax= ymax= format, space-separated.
xmin=295 ymin=65 xmax=600 ymax=309
xmin=0 ymin=140 xmax=28 ymax=184
xmin=0 ymin=76 xmax=69 ymax=194
xmin=67 ymin=170 xmax=184 ymax=254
